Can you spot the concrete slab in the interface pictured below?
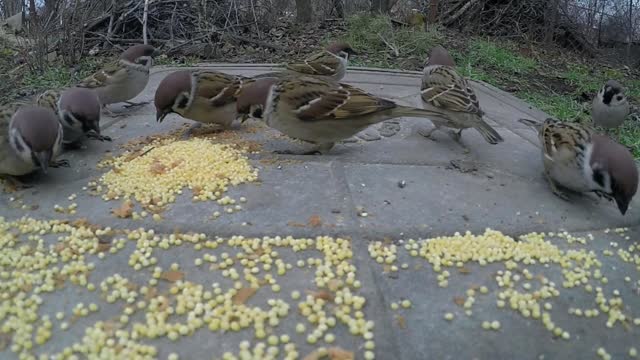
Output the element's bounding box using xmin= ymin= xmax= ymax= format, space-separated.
xmin=1 ymin=64 xmax=639 ymax=360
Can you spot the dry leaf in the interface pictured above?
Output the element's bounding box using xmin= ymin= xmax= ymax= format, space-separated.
xmin=458 ymin=267 xmax=471 ymax=274
xmin=453 ymin=296 xmax=465 ymax=306
xmin=303 ymin=347 xmax=354 ymax=360
xmin=149 ymin=160 xmax=167 ymax=175
xmin=395 ymin=314 xmax=407 ymax=329
xmin=112 ymin=201 xmax=134 ymax=218
xmin=159 ymin=270 xmax=184 ymax=282
xmin=232 ymin=287 xmax=257 ymax=305
xmin=308 ymin=215 xmax=322 ymax=228
xmin=96 ymin=241 xmax=111 ymax=252
xmin=327 ymin=279 xmax=342 ymax=292
xmin=306 ymin=289 xmax=334 ymax=302
xmin=382 ymin=264 xmax=392 ymax=273
xmin=72 ymin=218 xmax=91 ymax=228
xmin=288 ymin=221 xmax=306 ymax=228
xmin=144 ymin=287 xmax=158 ymax=301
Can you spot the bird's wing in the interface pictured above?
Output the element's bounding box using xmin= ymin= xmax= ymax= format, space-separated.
xmin=421 ymin=65 xmax=483 ymax=116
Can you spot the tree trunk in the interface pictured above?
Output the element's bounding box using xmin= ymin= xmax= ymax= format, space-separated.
xmin=544 ymin=0 xmax=559 ymax=45
xmin=332 ymin=0 xmax=344 ymax=18
xmin=428 ymin=0 xmax=439 ymax=25
xmin=295 ymin=0 xmax=312 ymax=23
xmin=371 ymin=0 xmax=389 ymax=14
xmin=28 ymin=0 xmax=36 ymax=22
xmin=627 ymin=0 xmax=633 ymax=65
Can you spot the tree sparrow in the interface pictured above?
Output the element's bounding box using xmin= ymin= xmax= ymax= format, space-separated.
xmin=236 ymin=75 xmax=443 ymax=154
xmin=519 ymin=118 xmax=638 ymax=215
xmin=592 ymin=80 xmax=630 ymax=129
xmin=154 ymin=70 xmax=253 ymax=132
xmin=37 ymin=88 xmax=111 ymax=147
xmin=0 ymin=105 xmax=67 ymax=180
xmin=285 ymin=42 xmax=358 ymax=81
xmin=420 ymin=45 xmax=503 ymax=145
xmin=77 ymin=44 xmax=159 ymax=111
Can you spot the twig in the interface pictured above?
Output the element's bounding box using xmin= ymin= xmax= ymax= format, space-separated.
xmin=378 ymin=32 xmax=399 ymax=57
xmin=143 ymin=0 xmax=150 ymax=44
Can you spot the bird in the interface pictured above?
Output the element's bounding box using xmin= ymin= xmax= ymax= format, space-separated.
xmin=37 ymin=87 xmax=111 ymax=148
xmin=283 ymin=42 xmax=358 ymax=81
xmin=519 ymin=117 xmax=638 ymax=215
xmin=154 ymin=70 xmax=253 ymax=136
xmin=236 ymin=75 xmax=444 ymax=155
xmin=592 ymin=79 xmax=630 ymax=129
xmin=420 ymin=45 xmax=503 ymax=145
xmin=77 ymin=44 xmax=159 ymax=113
xmin=0 ymin=105 xmax=68 ymax=185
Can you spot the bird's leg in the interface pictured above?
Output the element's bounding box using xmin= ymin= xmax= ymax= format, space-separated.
xmin=545 ymin=172 xmax=569 ymax=201
xmin=50 ymin=159 xmax=71 ymax=168
xmin=448 ymin=129 xmax=464 ymax=143
xmin=102 ymin=106 xmax=124 ymax=118
xmin=123 ymin=100 xmax=150 ymax=109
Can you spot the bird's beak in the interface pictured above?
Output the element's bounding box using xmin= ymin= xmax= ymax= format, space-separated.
xmin=35 ymin=151 xmax=51 ymax=174
xmin=614 ymin=193 xmax=630 ymax=215
xmin=156 ymin=111 xmax=168 ymax=123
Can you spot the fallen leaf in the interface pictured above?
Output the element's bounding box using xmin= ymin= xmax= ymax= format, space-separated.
xmin=96 ymin=241 xmax=111 ymax=252
xmin=72 ymin=218 xmax=91 ymax=228
xmin=159 ymin=270 xmax=184 ymax=282
xmin=395 ymin=314 xmax=407 ymax=329
xmin=306 ymin=289 xmax=334 ymax=302
xmin=149 ymin=160 xmax=167 ymax=175
xmin=308 ymin=215 xmax=322 ymax=228
xmin=303 ymin=347 xmax=354 ymax=360
xmin=232 ymin=287 xmax=257 ymax=305
xmin=327 ymin=279 xmax=342 ymax=292
xmin=288 ymin=221 xmax=306 ymax=228
xmin=54 ymin=242 xmax=66 ymax=253
xmin=144 ymin=287 xmax=158 ymax=300
xmin=192 ymin=186 xmax=203 ymax=196
xmin=454 ymin=296 xmax=465 ymax=306
xmin=382 ymin=265 xmax=392 ymax=273
xmin=458 ymin=267 xmax=471 ymax=274
xmin=112 ymin=201 xmax=134 ymax=218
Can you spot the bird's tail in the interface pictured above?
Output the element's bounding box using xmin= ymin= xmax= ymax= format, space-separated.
xmin=518 ymin=118 xmax=543 ymax=131
xmin=473 ymin=119 xmax=503 ymax=145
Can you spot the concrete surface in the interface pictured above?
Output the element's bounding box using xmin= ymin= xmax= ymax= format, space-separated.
xmin=1 ymin=64 xmax=639 ymax=360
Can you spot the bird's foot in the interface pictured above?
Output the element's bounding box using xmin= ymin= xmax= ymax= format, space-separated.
xmin=273 ymin=149 xmax=322 ymax=155
xmin=87 ymin=132 xmax=112 ymax=142
xmin=50 ymin=159 xmax=71 ymax=168
xmin=123 ymin=101 xmax=150 ymax=109
xmin=448 ymin=129 xmax=463 ymax=143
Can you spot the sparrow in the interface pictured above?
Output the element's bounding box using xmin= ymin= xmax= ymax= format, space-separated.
xmin=592 ymin=80 xmax=630 ymax=129
xmin=236 ymin=75 xmax=444 ymax=154
xmin=284 ymin=42 xmax=357 ymax=81
xmin=0 ymin=104 xmax=68 ymax=181
xmin=154 ymin=70 xmax=253 ymax=133
xmin=77 ymin=44 xmax=159 ymax=111
xmin=37 ymin=87 xmax=111 ymax=147
xmin=420 ymin=45 xmax=503 ymax=145
xmin=519 ymin=118 xmax=638 ymax=215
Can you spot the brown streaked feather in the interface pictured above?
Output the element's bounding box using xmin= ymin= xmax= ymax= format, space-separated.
xmin=276 ymin=78 xmax=396 ymax=122
xmin=421 ymin=66 xmax=483 ymax=116
xmin=37 ymin=89 xmax=61 ymax=113
xmin=192 ymin=71 xmax=247 ymax=107
xmin=540 ymin=119 xmax=593 ymax=162
xmin=77 ymin=63 xmax=125 ymax=88
xmin=286 ymin=51 xmax=340 ymax=76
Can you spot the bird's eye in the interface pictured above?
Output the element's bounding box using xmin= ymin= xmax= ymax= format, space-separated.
xmin=616 ymin=95 xmax=623 ymax=101
xmin=177 ymin=95 xmax=189 ymax=109
xmin=137 ymin=58 xmax=149 ymax=66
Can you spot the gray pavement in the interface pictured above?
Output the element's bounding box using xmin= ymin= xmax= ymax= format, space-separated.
xmin=1 ymin=64 xmax=639 ymax=360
